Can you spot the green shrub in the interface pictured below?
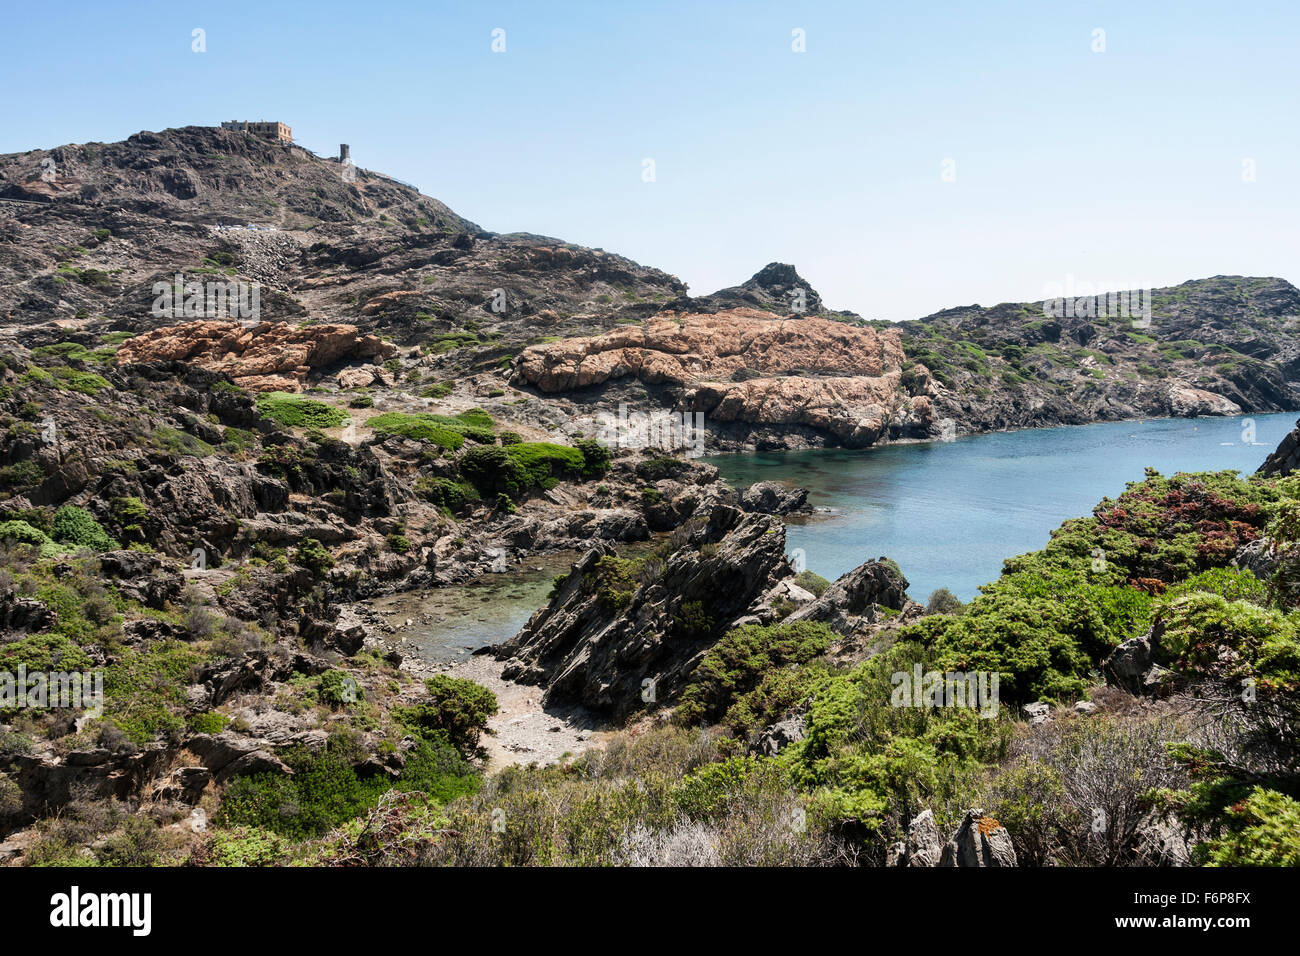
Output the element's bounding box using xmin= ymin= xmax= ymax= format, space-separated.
xmin=793 ymin=570 xmax=831 ymax=598
xmin=0 ymin=632 xmax=94 ymax=672
xmin=319 ymin=670 xmax=362 ymax=707
xmin=255 ymin=393 xmax=348 ymax=429
xmin=202 ymin=827 xmax=289 ymax=866
xmin=678 ymin=622 xmax=836 ymax=726
xmin=293 ymin=538 xmax=334 ymax=577
xmin=151 ymin=426 xmax=214 ymax=457
xmin=394 ymin=675 xmax=499 ymax=758
xmin=1201 ymin=788 xmax=1300 ymax=866
xmin=367 ymin=412 xmax=466 ymax=450
xmin=0 ymin=459 xmax=45 ymax=491
xmin=51 ymin=367 xmax=110 ymax=395
xmin=414 ymin=476 xmax=477 ymax=515
xmin=50 ymin=505 xmax=117 ymax=551
xmin=189 ymin=712 xmax=230 ymax=735
xmin=102 ymin=640 xmax=206 ymax=743
xmin=925 ymin=587 xmax=964 ymax=615
xmin=573 ymin=437 xmax=611 ymax=478
xmin=0 ymin=520 xmax=59 ymax=557
xmin=216 ymin=736 xmax=479 ymax=839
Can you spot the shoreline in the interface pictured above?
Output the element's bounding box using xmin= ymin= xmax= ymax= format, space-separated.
xmin=696 ymin=407 xmax=1300 ymax=458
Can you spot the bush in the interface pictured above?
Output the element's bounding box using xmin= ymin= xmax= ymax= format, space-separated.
xmin=255 ymin=392 xmax=348 ymax=429
xmin=459 ymin=445 xmax=527 ymax=497
xmin=574 ymin=437 xmax=611 ymax=478
xmin=1201 ymin=788 xmax=1300 ymax=866
xmin=414 ymin=476 xmax=477 ymax=515
xmin=678 ymin=622 xmax=836 ymax=726
xmin=459 ymin=441 xmax=589 ymax=500
xmin=216 ymin=736 xmax=479 ymax=839
xmin=793 ymin=570 xmax=831 ymax=598
xmin=0 ymin=520 xmax=59 ymax=557
xmin=395 ymin=675 xmax=499 ymax=758
xmin=367 ymin=412 xmax=465 ymax=450
xmin=293 ymin=538 xmax=334 ymax=577
xmin=50 ymin=505 xmax=117 ymax=551
xmin=925 ymin=587 xmax=964 ymax=615
xmin=0 ymin=459 xmax=45 ymax=491
xmin=319 ymin=669 xmax=362 ymax=707
xmin=189 ymin=712 xmax=230 ymax=735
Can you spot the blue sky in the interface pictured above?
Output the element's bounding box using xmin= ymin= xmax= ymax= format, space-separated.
xmin=3 ymin=0 xmax=1297 ymax=319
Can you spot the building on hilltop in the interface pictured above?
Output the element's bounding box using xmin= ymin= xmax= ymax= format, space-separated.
xmin=220 ymin=120 xmax=292 ymax=143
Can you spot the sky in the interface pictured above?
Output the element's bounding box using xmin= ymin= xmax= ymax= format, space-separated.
xmin=2 ymin=0 xmax=1298 ymax=319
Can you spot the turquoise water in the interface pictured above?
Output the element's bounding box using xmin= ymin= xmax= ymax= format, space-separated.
xmin=704 ymin=412 xmax=1299 ymax=602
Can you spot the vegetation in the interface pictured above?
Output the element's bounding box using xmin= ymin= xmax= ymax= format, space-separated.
xmin=255 ymin=392 xmax=348 ymax=429
xmin=367 ymin=408 xmax=495 ymax=449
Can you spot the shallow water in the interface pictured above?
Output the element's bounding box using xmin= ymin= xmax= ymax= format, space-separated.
xmin=369 ymin=552 xmax=576 ymax=664
xmin=703 ymin=412 xmax=1298 ymax=602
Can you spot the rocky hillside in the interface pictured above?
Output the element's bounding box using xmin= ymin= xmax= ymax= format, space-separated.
xmin=898 ymin=276 xmax=1300 ymax=436
xmin=4 ymin=126 xmax=1297 ymax=455
xmin=0 ymin=125 xmax=687 ymax=383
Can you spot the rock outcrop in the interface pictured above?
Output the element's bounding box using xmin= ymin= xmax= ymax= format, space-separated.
xmin=1257 ymin=417 xmax=1300 ymax=476
xmin=939 ymin=810 xmax=1018 ymax=867
xmin=787 ymin=557 xmax=917 ymax=635
xmin=739 ymin=481 xmax=809 ymax=515
xmin=888 ymin=808 xmax=1018 ymax=867
xmin=491 ymin=505 xmax=791 ymax=718
xmin=886 ymin=809 xmax=945 ymax=867
xmin=1103 ymin=629 xmax=1174 ymax=697
xmin=512 ymin=308 xmax=934 ymax=448
xmin=117 ymin=320 xmax=395 ymax=392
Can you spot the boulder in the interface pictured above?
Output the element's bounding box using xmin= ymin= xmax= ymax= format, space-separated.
xmin=740 ymin=481 xmax=809 ymax=515
xmin=887 ymin=808 xmax=945 ymax=867
xmin=939 ymin=810 xmax=1018 ymax=867
xmin=786 ymin=557 xmax=912 ymax=635
xmin=1023 ymin=702 xmax=1053 ymax=725
xmin=751 ymin=713 xmax=806 ymax=757
xmin=1103 ymin=631 xmax=1173 ymax=696
xmin=186 ymin=732 xmax=292 ymax=783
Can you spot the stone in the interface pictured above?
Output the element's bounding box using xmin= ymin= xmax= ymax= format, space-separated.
xmin=786 ymin=557 xmax=912 ymax=635
xmin=740 ymin=481 xmax=809 ymax=515
xmin=889 ymin=808 xmax=945 ymax=867
xmin=939 ymin=810 xmax=1018 ymax=867
xmin=1103 ymin=632 xmax=1173 ymax=696
xmin=1023 ymin=702 xmax=1053 ymax=725
xmin=751 ymin=714 xmax=806 ymax=757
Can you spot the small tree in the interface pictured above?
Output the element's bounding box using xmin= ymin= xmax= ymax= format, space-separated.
xmin=925 ymin=588 xmax=964 ymax=615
